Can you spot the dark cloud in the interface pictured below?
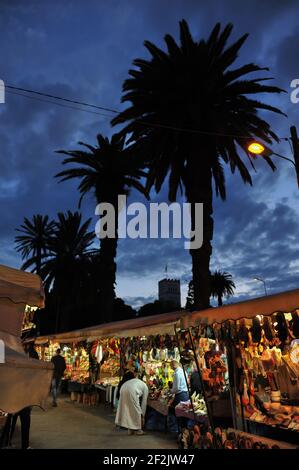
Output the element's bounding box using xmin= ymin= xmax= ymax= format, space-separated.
xmin=0 ymin=0 xmax=298 ymax=309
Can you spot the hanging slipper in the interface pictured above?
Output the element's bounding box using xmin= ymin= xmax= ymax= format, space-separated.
xmin=262 ymin=317 xmax=275 ymax=343
xmin=290 ymin=311 xmax=299 ymax=338
xmin=238 ymin=319 xmax=249 ymax=346
xmin=251 ymin=317 xmax=262 ymax=344
xmin=275 ymin=312 xmax=290 ymax=343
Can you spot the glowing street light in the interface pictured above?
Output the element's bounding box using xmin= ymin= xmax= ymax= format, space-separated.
xmin=247 ymin=142 xmax=265 ymax=155
xmin=247 ymin=135 xmax=299 ymax=190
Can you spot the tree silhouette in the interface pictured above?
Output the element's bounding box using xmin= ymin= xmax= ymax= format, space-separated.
xmin=56 ymin=133 xmax=148 ymax=320
xmin=112 ymin=20 xmax=284 ymax=310
xmin=15 ymin=214 xmax=55 ymax=275
xmin=210 ymin=270 xmax=235 ymax=306
xmin=186 ymin=270 xmax=235 ymax=308
xmin=40 ymin=211 xmax=95 ymax=331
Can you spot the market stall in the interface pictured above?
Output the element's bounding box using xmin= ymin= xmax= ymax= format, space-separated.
xmin=34 ymin=310 xmax=200 ymax=431
xmin=90 ymin=313 xmax=210 ymax=433
xmin=0 ymin=264 xmax=53 ymax=447
xmin=180 ymin=288 xmax=299 ymax=448
xmin=34 ymin=337 xmax=93 ymax=404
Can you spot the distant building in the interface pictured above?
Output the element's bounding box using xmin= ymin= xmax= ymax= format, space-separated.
xmin=158 ymin=278 xmax=181 ymax=309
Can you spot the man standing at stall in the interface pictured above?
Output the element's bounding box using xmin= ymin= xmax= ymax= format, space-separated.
xmin=51 ymin=348 xmax=66 ymax=407
xmin=115 ymin=371 xmax=148 ymax=435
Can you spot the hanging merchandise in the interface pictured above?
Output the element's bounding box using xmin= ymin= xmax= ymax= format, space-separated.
xmin=36 ymin=341 xmax=60 ymax=362
xmin=233 ymin=312 xmax=299 ymax=436
xmin=290 ymin=311 xmax=299 ymax=339
xmin=185 ymin=329 xmax=229 ymax=399
xmin=94 ymin=337 xmax=121 ymax=388
xmin=62 ymin=343 xmax=90 ymax=384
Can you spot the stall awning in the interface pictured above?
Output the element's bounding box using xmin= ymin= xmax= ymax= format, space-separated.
xmin=0 ymin=264 xmax=45 ymax=308
xmin=0 ymin=345 xmax=53 ymax=413
xmin=0 ymin=264 xmax=50 ymax=413
xmin=181 ymin=288 xmax=299 ymax=328
xmin=35 ymin=309 xmax=186 ymax=344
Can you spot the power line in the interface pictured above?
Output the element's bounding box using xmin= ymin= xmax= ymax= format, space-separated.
xmin=0 ymin=82 xmax=289 ymax=140
xmin=5 ymin=89 xmax=114 ymax=118
xmin=5 ymin=83 xmax=118 ymax=114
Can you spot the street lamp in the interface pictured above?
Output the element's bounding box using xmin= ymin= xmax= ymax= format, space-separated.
xmin=247 ymin=142 xmax=266 ymax=155
xmin=254 ymin=277 xmax=268 ymax=296
xmin=247 ymin=126 xmax=299 ymax=189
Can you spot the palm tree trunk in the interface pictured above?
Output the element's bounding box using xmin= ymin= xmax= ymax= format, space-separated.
xmin=36 ymin=245 xmax=41 ymax=276
xmin=98 ymin=194 xmax=118 ymax=321
xmin=218 ymin=294 xmax=223 ymax=306
xmin=186 ymin=157 xmax=213 ymax=311
xmin=99 ymin=238 xmax=117 ymax=320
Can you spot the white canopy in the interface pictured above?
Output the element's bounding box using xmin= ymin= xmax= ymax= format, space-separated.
xmin=0 ymin=346 xmax=53 ymax=413
xmin=180 ymin=288 xmax=299 ymax=328
xmin=0 ymin=263 xmax=45 ymax=308
xmin=0 ymin=264 xmax=52 ymax=413
xmin=35 ymin=309 xmax=185 ymax=344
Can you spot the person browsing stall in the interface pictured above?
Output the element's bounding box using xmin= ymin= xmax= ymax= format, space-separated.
xmin=170 ymin=360 xmax=189 ymax=407
xmin=115 ymin=371 xmax=148 ymax=436
xmin=51 ymin=348 xmax=66 ymax=407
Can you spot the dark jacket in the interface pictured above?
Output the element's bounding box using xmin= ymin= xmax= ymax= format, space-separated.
xmin=51 ymin=354 xmax=66 ymax=380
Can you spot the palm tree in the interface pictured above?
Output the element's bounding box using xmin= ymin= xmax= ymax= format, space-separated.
xmin=15 ymin=214 xmax=55 ymax=275
xmin=56 ymin=133 xmax=148 ymax=320
xmin=111 ymin=20 xmax=285 ymax=310
xmin=40 ymin=211 xmax=95 ymax=331
xmin=185 ymin=270 xmax=235 ymax=308
xmin=210 ymin=270 xmax=235 ymax=306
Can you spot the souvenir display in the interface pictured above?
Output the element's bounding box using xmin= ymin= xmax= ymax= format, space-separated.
xmin=177 ymin=330 xmax=229 ymax=398
xmin=63 ymin=345 xmax=90 ymax=383
xmin=175 ymin=392 xmax=207 ymax=417
xmin=234 ymin=312 xmax=299 ymax=433
xmin=178 ymin=426 xmax=298 ymax=449
xmin=36 ymin=341 xmax=90 ymax=383
xmin=36 ymin=341 xmax=60 ymax=362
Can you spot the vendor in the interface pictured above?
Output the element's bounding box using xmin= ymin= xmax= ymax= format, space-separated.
xmin=170 ymin=360 xmax=189 ymax=407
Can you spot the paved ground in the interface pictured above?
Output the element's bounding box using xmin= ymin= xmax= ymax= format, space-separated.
xmin=12 ymin=397 xmax=178 ymax=449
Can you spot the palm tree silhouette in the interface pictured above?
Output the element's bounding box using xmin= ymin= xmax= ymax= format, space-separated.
xmin=56 ymin=133 xmax=148 ymax=319
xmin=40 ymin=211 xmax=95 ymax=331
xmin=210 ymin=270 xmax=235 ymax=306
xmin=112 ymin=20 xmax=284 ymax=310
xmin=186 ymin=270 xmax=235 ymax=308
xmin=15 ymin=214 xmax=55 ymax=275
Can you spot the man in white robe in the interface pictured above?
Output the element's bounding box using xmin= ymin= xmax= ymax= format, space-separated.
xmin=115 ymin=377 xmax=149 ymax=435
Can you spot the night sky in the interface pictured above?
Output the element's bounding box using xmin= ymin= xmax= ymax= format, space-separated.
xmin=0 ymin=0 xmax=298 ymax=309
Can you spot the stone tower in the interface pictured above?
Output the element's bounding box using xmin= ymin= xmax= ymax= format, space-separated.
xmin=158 ymin=278 xmax=181 ymax=309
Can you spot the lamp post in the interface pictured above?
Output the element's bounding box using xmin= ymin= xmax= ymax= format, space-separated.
xmin=254 ymin=277 xmax=268 ymax=296
xmin=247 ymin=125 xmax=299 ymax=190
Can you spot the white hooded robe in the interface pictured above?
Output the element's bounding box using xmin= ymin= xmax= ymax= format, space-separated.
xmin=115 ymin=378 xmax=149 ymax=430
